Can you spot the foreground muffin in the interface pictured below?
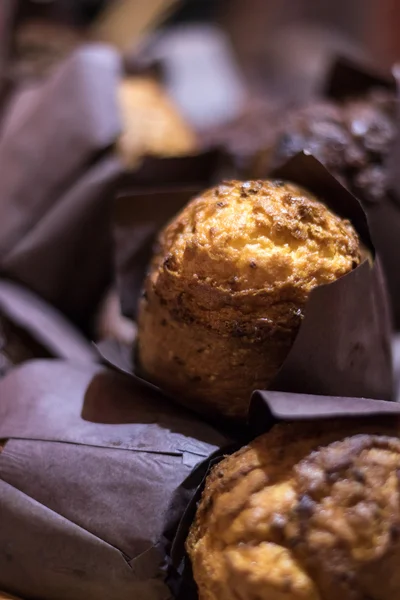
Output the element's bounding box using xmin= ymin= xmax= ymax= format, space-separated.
xmin=137 ymin=180 xmax=361 ymax=419
xmin=117 ymin=76 xmax=197 ymax=167
xmin=187 ymin=419 xmax=400 ymax=600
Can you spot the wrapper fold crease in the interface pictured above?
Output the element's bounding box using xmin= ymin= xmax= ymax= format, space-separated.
xmin=0 ymin=360 xmax=230 ymax=600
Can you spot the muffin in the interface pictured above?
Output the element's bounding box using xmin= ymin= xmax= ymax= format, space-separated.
xmin=187 ymin=419 xmax=400 ymax=600
xmin=137 ymin=180 xmax=361 ymax=419
xmin=117 ymin=76 xmax=197 ymax=167
xmin=270 ymin=89 xmax=397 ymax=204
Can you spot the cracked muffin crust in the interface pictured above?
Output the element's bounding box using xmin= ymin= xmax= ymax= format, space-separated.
xmin=137 ymin=180 xmax=361 ymax=419
xmin=187 ymin=420 xmax=400 ymax=600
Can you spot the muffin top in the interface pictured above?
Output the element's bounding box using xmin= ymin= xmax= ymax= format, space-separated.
xmin=151 ymin=180 xmax=361 ymax=330
xmin=272 ymin=89 xmax=397 ymax=203
xmin=117 ymin=76 xmax=197 ymax=167
xmin=187 ymin=420 xmax=400 ymax=600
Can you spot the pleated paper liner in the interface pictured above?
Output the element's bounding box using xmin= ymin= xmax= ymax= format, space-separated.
xmin=168 ymin=389 xmax=400 ymax=600
xmin=0 ymin=40 xmax=229 ymax=334
xmin=0 ymin=359 xmax=230 ymax=600
xmin=271 ymin=55 xmax=400 ymax=329
xmin=0 ymin=44 xmax=123 ymax=331
xmin=324 ymin=55 xmax=395 ymax=99
xmin=99 ymin=153 xmax=393 ymax=426
xmin=325 ymin=58 xmax=400 ymax=328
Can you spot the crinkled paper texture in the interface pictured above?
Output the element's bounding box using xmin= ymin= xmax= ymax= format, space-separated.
xmin=0 ymin=279 xmax=96 ymax=371
xmin=0 ymin=44 xmax=124 ymax=327
xmin=0 ymin=360 xmax=229 ymax=600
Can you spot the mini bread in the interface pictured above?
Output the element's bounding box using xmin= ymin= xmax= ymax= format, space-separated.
xmin=117 ymin=76 xmax=197 ymax=167
xmin=137 ymin=180 xmax=361 ymax=419
xmin=187 ymin=419 xmax=400 ymax=600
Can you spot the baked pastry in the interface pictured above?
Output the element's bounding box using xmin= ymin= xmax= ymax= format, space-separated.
xmin=117 ymin=76 xmax=197 ymax=167
xmin=137 ymin=180 xmax=361 ymax=419
xmin=270 ymin=89 xmax=397 ymax=203
xmin=187 ymin=419 xmax=400 ymax=600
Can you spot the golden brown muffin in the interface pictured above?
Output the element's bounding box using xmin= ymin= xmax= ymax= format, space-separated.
xmin=137 ymin=180 xmax=361 ymax=419
xmin=187 ymin=419 xmax=400 ymax=600
xmin=117 ymin=76 xmax=197 ymax=167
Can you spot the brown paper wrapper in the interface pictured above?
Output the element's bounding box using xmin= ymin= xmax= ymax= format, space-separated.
xmin=0 ymin=41 xmax=229 ymax=332
xmin=0 ymin=279 xmax=96 ymax=373
xmin=118 ymin=148 xmax=231 ymax=191
xmin=324 ymin=55 xmax=395 ymax=99
xmin=0 ymin=359 xmax=229 ymax=600
xmin=168 ymin=389 xmax=400 ymax=599
xmin=102 ymin=153 xmax=393 ymax=423
xmin=326 ymin=58 xmax=400 ymax=330
xmin=270 ymin=152 xmax=392 ymax=401
xmin=115 ymin=187 xmax=202 ymax=320
xmin=0 ymin=43 xmax=124 ymax=330
xmin=114 ymin=149 xmax=231 ymax=319
xmin=274 ymin=56 xmax=400 ymax=328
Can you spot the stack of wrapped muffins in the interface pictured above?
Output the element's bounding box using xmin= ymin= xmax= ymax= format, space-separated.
xmin=1 ymin=7 xmax=400 ymax=600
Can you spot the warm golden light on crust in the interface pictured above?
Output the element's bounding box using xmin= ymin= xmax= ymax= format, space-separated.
xmin=137 ymin=180 xmax=361 ymax=419
xmin=187 ymin=420 xmax=400 ymax=600
xmin=117 ymin=76 xmax=197 ymax=166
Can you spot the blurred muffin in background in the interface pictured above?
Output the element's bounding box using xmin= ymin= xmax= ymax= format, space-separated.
xmin=270 ymin=87 xmax=397 ymax=203
xmin=117 ymin=75 xmax=198 ymax=167
xmin=98 ymin=74 xmax=198 ymax=344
